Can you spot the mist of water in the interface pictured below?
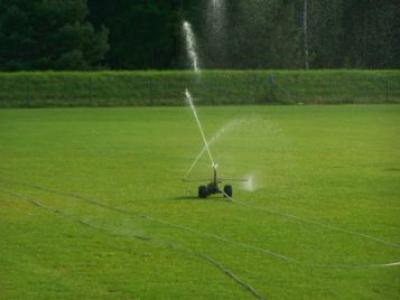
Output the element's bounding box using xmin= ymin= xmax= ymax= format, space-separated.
xmin=184 ymin=118 xmax=244 ymax=179
xmin=208 ymin=0 xmax=226 ymax=34
xmin=182 ymin=21 xmax=200 ymax=73
xmin=206 ymin=0 xmax=227 ymax=67
xmin=240 ymin=173 xmax=258 ymax=192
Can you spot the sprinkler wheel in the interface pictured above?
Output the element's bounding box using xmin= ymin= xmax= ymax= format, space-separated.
xmin=198 ymin=185 xmax=208 ymax=198
xmin=223 ymin=185 xmax=233 ymax=198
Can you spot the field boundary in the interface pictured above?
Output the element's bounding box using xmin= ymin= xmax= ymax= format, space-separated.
xmin=0 ymin=70 xmax=399 ymax=107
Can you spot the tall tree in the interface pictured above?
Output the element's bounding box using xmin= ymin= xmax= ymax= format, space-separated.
xmin=342 ymin=0 xmax=400 ymax=68
xmin=0 ymin=0 xmax=109 ymax=70
xmin=1 ymin=0 xmax=399 ymax=70
xmin=305 ymin=0 xmax=345 ymax=68
xmin=88 ymin=0 xmax=181 ymax=69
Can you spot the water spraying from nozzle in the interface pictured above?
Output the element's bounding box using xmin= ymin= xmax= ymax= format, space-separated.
xmin=241 ymin=173 xmax=258 ymax=192
xmin=184 ymin=118 xmax=243 ymax=179
xmin=182 ymin=21 xmax=200 ymax=74
xmin=185 ymin=89 xmax=215 ymax=167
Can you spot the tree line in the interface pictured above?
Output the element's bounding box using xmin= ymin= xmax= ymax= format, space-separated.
xmin=0 ymin=0 xmax=399 ymax=71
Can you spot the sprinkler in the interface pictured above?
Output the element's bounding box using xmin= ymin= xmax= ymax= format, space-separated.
xmin=185 ymin=163 xmax=248 ymax=199
xmin=184 ymin=89 xmax=247 ymax=199
xmin=198 ymin=163 xmax=232 ymax=199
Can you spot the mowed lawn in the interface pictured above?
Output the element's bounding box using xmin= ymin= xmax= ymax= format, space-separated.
xmin=0 ymin=105 xmax=399 ymax=299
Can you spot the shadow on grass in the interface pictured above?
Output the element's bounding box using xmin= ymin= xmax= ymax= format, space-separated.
xmin=384 ymin=168 xmax=400 ymax=172
xmin=171 ymin=196 xmax=199 ymax=201
xmin=169 ymin=196 xmax=228 ymax=203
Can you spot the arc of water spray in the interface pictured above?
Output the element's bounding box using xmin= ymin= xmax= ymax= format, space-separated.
xmin=185 ymin=89 xmax=215 ymax=168
xmin=183 ymin=21 xmax=200 ymax=73
xmin=184 ymin=118 xmax=243 ymax=179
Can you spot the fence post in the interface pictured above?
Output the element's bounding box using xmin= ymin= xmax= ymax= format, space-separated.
xmin=148 ymin=76 xmax=153 ymax=106
xmin=334 ymin=77 xmax=339 ymax=104
xmin=26 ymin=78 xmax=30 ymax=107
xmin=386 ymin=79 xmax=389 ymax=103
xmin=62 ymin=75 xmax=65 ymax=103
xmin=89 ymin=76 xmax=93 ymax=106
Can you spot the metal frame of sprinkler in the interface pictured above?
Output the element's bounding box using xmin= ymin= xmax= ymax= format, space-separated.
xmin=198 ymin=163 xmax=232 ymax=199
xmin=185 ymin=163 xmax=248 ymax=199
xmin=184 ymin=89 xmax=247 ymax=199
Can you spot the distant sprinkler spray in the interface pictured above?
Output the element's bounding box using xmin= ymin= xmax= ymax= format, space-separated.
xmin=208 ymin=0 xmax=226 ymax=31
xmin=212 ymin=0 xmax=223 ymax=9
xmin=207 ymin=0 xmax=226 ymax=68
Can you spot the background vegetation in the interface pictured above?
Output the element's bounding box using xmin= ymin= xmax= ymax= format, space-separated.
xmin=0 ymin=70 xmax=399 ymax=107
xmin=0 ymin=0 xmax=399 ymax=71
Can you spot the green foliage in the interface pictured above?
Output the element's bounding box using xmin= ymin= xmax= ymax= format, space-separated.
xmin=341 ymin=0 xmax=400 ymax=68
xmin=0 ymin=0 xmax=109 ymax=70
xmin=88 ymin=0 xmax=179 ymax=69
xmin=0 ymin=70 xmax=399 ymax=107
xmin=223 ymin=0 xmax=400 ymax=69
xmin=1 ymin=105 xmax=399 ymax=299
xmin=0 ymin=0 xmax=399 ymax=70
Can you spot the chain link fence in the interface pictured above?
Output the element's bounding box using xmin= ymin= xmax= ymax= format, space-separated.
xmin=0 ymin=71 xmax=399 ymax=107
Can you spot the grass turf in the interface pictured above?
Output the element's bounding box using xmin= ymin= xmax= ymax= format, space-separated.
xmin=0 ymin=105 xmax=399 ymax=299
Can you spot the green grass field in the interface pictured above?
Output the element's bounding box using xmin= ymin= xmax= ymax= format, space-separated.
xmin=1 ymin=105 xmax=399 ymax=299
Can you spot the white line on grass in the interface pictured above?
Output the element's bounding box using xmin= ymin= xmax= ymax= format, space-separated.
xmin=232 ymin=198 xmax=400 ymax=249
xmin=220 ymin=189 xmax=400 ymax=269
xmin=0 ymin=178 xmax=295 ymax=264
xmin=1 ymin=177 xmax=398 ymax=270
xmin=2 ymin=188 xmax=266 ymax=300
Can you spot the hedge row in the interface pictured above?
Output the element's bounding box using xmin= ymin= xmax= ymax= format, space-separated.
xmin=0 ymin=70 xmax=399 ymax=107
